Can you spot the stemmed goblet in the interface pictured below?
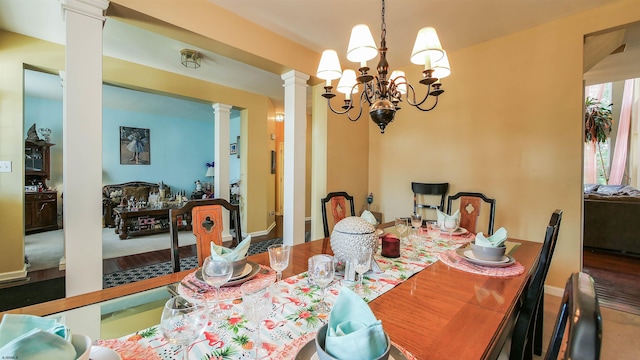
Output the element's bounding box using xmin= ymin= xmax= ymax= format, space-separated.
xmin=268 ymin=244 xmax=291 ymax=289
xmin=354 ymin=248 xmax=372 ymax=295
xmin=394 ymin=217 xmax=408 ymax=240
xmin=443 ymin=217 xmax=459 ymax=246
xmin=201 ymin=255 xmax=233 ymax=321
xmin=241 ymin=279 xmax=273 ymax=359
xmin=160 ymin=295 xmax=208 ymax=360
xmin=308 ymin=254 xmax=335 ymax=313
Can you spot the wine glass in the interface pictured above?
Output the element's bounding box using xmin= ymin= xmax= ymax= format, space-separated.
xmin=426 ymin=220 xmax=441 ymax=244
xmin=268 ymin=244 xmax=291 ymax=289
xmin=308 ymin=254 xmax=335 ymax=313
xmin=394 ymin=217 xmax=408 ymax=240
xmin=241 ymin=279 xmax=273 ymax=359
xmin=160 ymin=295 xmax=208 ymax=360
xmin=411 ymin=213 xmax=422 ymax=229
xmin=201 ymin=255 xmax=233 ymax=321
xmin=354 ymin=248 xmax=372 ymax=295
xmin=443 ymin=217 xmax=459 ymax=246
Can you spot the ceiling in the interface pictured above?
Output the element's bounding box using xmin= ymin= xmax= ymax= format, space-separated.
xmin=1 ymin=0 xmax=634 ymax=116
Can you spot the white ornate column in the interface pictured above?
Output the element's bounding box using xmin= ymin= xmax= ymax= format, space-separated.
xmin=61 ymin=0 xmax=108 ymax=296
xmin=282 ymin=70 xmax=310 ymax=246
xmin=213 ymin=103 xmax=232 ymax=242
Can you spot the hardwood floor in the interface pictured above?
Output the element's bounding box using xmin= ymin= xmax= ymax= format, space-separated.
xmin=583 ymin=247 xmax=640 ymax=315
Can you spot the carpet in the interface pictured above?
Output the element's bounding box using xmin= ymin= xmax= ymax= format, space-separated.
xmin=25 ymin=228 xmax=197 ymax=272
xmin=102 ymin=238 xmax=284 ymax=288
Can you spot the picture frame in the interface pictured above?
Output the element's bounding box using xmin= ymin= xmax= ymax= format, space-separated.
xmin=230 ymin=143 xmax=238 ymax=155
xmin=120 ymin=126 xmax=150 ymax=165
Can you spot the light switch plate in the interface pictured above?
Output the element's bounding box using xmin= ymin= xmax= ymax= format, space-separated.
xmin=0 ymin=160 xmax=11 ymax=173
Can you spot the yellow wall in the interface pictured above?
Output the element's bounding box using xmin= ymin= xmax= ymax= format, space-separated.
xmin=369 ymin=0 xmax=640 ymax=288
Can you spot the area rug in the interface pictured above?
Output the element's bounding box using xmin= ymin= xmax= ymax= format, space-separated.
xmin=102 ymin=238 xmax=284 ymax=288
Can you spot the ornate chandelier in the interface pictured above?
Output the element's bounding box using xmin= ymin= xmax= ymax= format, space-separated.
xmin=316 ymin=0 xmax=450 ymax=133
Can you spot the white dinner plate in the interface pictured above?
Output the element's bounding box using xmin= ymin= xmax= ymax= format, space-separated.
xmin=440 ymin=227 xmax=468 ymax=235
xmin=457 ymin=248 xmax=515 ymax=267
xmin=294 ymin=339 xmax=408 ymax=360
xmin=90 ymin=346 xmax=122 ymax=360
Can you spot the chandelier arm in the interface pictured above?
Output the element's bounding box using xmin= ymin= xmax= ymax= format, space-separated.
xmin=414 ymin=96 xmax=440 ymax=112
xmin=325 ymin=95 xmax=365 ymax=121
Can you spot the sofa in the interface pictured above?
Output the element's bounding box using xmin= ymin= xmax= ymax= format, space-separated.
xmin=583 ymin=184 xmax=640 ymax=256
xmin=102 ymin=181 xmax=170 ymax=227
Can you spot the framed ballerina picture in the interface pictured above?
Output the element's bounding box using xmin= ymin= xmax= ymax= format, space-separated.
xmin=120 ymin=126 xmax=150 ymax=165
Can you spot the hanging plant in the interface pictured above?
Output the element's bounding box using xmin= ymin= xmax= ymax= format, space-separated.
xmin=584 ymin=97 xmax=613 ymax=144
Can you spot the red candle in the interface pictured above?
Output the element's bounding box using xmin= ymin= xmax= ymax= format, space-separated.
xmin=381 ymin=234 xmax=400 ymax=258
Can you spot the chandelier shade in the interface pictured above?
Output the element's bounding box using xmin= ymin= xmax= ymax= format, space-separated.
xmin=347 ymin=24 xmax=378 ymax=64
xmin=317 ymin=0 xmax=450 ymax=133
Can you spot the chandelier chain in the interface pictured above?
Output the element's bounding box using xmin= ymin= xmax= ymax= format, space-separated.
xmin=380 ymin=0 xmax=386 ymax=46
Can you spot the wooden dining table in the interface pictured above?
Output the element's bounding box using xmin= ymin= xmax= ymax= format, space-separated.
xmin=0 ymin=235 xmax=541 ymax=359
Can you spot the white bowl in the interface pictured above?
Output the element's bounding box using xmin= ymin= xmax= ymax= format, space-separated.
xmin=470 ymin=242 xmax=506 ymax=261
xmin=71 ymin=334 xmax=92 ymax=360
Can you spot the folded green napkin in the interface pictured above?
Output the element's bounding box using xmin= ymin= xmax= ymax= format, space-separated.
xmin=0 ymin=314 xmax=76 ymax=360
xmin=436 ymin=209 xmax=459 ymax=227
xmin=210 ymin=234 xmax=252 ymax=261
xmin=475 ymin=227 xmax=508 ymax=247
xmin=325 ymin=287 xmax=387 ymax=360
xmin=360 ymin=210 xmax=378 ymax=226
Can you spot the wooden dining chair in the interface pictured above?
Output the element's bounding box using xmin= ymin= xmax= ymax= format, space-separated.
xmin=506 ymin=209 xmax=563 ymax=360
xmin=321 ymin=191 xmax=356 ymax=238
xmin=446 ymin=191 xmax=496 ymax=235
xmin=169 ymin=198 xmax=242 ymax=272
xmin=412 ymin=182 xmax=449 ymax=221
xmin=544 ymin=272 xmax=602 ymax=360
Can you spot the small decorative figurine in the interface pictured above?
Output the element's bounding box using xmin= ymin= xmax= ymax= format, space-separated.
xmin=367 ymin=192 xmax=374 ymax=210
xmin=195 ymin=180 xmax=202 ymax=192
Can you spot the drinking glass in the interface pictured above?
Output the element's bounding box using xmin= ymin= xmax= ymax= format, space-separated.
xmin=394 ymin=217 xmax=408 ymax=240
xmin=268 ymin=244 xmax=291 ymax=288
xmin=354 ymin=248 xmax=372 ymax=295
xmin=443 ymin=217 xmax=459 ymax=245
xmin=426 ymin=221 xmax=440 ymax=241
xmin=308 ymin=254 xmax=335 ymax=313
xmin=160 ymin=295 xmax=208 ymax=360
xmin=407 ymin=227 xmax=422 ymax=260
xmin=411 ymin=213 xmax=423 ymax=229
xmin=241 ymin=279 xmax=273 ymax=359
xmin=201 ymin=256 xmax=233 ymax=321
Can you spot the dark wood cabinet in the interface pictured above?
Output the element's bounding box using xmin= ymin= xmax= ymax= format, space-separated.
xmin=25 ymin=191 xmax=58 ymax=234
xmin=25 ymin=140 xmax=58 ymax=233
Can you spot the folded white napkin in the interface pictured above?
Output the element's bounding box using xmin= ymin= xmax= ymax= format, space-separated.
xmin=475 ymin=227 xmax=508 ymax=247
xmin=436 ymin=209 xmax=459 ymax=227
xmin=360 ymin=210 xmax=378 ymax=226
xmin=325 ymin=287 xmax=387 ymax=360
xmin=0 ymin=314 xmax=76 ymax=360
xmin=210 ymin=234 xmax=252 ymax=261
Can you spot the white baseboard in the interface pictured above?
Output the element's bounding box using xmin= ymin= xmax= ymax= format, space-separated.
xmin=248 ymin=221 xmax=276 ymax=237
xmin=0 ymin=265 xmax=28 ymax=283
xmin=544 ymin=284 xmax=564 ymax=297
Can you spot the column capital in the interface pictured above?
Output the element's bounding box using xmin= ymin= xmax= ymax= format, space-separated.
xmin=61 ymin=0 xmax=109 ymax=22
xmin=281 ymin=70 xmax=310 ymax=87
xmin=212 ymin=103 xmax=233 ymax=114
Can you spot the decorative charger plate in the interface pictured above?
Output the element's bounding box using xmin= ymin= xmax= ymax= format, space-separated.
xmin=456 ymin=249 xmax=515 ymax=268
xmin=294 ymin=338 xmax=409 ymax=360
xmin=440 ymin=227 xmax=468 ymax=235
xmin=195 ymin=261 xmax=261 ymax=287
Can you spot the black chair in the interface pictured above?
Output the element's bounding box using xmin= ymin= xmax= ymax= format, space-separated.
xmin=321 ymin=191 xmax=356 ymax=238
xmin=169 ymin=198 xmax=242 ymax=273
xmin=411 ymin=182 xmax=449 ymax=220
xmin=507 ymin=209 xmax=563 ymax=360
xmin=447 ymin=192 xmax=496 ymax=235
xmin=545 ymin=272 xmax=602 ymax=360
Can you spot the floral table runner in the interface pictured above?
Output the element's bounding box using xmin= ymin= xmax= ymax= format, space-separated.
xmin=102 ymin=234 xmax=472 ymax=359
